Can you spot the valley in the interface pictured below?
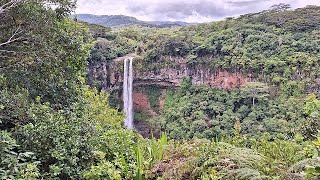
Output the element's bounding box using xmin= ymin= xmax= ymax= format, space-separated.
xmin=1 ymin=1 xmax=319 ymax=179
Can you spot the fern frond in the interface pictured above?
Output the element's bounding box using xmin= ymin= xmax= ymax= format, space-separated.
xmin=227 ymin=168 xmax=271 ymax=180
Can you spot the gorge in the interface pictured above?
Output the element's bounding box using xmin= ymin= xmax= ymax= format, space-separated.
xmin=88 ymin=55 xmax=251 ymax=113
xmin=2 ymin=2 xmax=320 ymax=179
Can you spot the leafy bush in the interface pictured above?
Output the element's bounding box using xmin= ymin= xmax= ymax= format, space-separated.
xmin=83 ymin=158 xmax=122 ymax=180
xmin=153 ymin=136 xmax=319 ymax=179
xmin=6 ymin=88 xmax=125 ymax=179
xmin=0 ymin=131 xmax=39 ymax=179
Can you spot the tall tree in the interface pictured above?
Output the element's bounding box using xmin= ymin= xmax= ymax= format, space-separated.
xmin=0 ymin=0 xmax=92 ymax=105
xmin=240 ymin=82 xmax=269 ymax=107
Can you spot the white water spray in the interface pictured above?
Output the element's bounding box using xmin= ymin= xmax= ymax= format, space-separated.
xmin=123 ymin=57 xmax=134 ymax=129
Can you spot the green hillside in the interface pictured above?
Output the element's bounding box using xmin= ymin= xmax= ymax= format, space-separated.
xmin=87 ymin=5 xmax=320 ymax=139
xmin=1 ymin=1 xmax=319 ymax=179
xmin=73 ymin=14 xmax=191 ymax=28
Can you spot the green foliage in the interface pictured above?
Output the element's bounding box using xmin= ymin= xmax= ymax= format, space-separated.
xmin=19 ymin=164 xmax=41 ymax=180
xmin=13 ymin=88 xmax=123 ymax=178
xmin=301 ymin=94 xmax=320 ymax=139
xmin=134 ymin=142 xmax=144 ymax=180
xmin=154 ymin=136 xmax=318 ymax=180
xmin=83 ymin=156 xmax=122 ymax=180
xmin=238 ymin=135 xmax=310 ymax=169
xmin=86 ymin=5 xmax=320 ymax=143
xmin=88 ymin=6 xmax=320 ymax=95
xmin=240 ymin=82 xmax=270 ymax=107
xmin=0 ymin=131 xmax=38 ymax=179
xmin=304 ymin=133 xmax=320 ymax=178
xmin=137 ymin=86 xmax=162 ymax=110
xmin=0 ymin=85 xmax=133 ymax=179
xmin=132 ymin=133 xmax=168 ymax=179
xmin=2 ymin=19 xmax=92 ymax=107
xmin=87 ymin=26 xmax=141 ymax=64
xmin=157 ymin=84 xmax=309 ymax=140
xmin=147 ymin=133 xmax=168 ymax=167
xmin=97 ymin=129 xmax=138 ymax=179
xmin=0 ymin=84 xmax=30 ymax=130
xmin=141 ymin=135 xmax=320 ymax=179
xmin=1 ymin=1 xmax=320 ymax=179
xmin=1 ymin=1 xmax=130 ymax=178
xmin=1 ymin=0 xmax=76 ymax=68
xmin=134 ymin=112 xmax=150 ymax=122
xmin=89 ymin=38 xmax=120 ymax=62
xmin=304 ymin=94 xmax=320 ymax=118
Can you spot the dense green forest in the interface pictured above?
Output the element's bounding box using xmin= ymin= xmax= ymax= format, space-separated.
xmin=0 ymin=0 xmax=319 ymax=179
xmin=88 ymin=4 xmax=320 ymax=141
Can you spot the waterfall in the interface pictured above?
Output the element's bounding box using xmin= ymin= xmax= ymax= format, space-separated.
xmin=123 ymin=57 xmax=134 ymax=129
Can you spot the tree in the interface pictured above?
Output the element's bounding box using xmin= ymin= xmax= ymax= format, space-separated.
xmin=240 ymin=82 xmax=270 ymax=107
xmin=0 ymin=0 xmax=77 ymax=69
xmin=302 ymin=94 xmax=320 ymax=138
xmin=1 ymin=0 xmax=93 ymax=106
xmin=269 ymin=3 xmax=291 ymax=12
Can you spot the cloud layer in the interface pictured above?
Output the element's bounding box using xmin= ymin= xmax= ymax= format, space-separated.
xmin=76 ymin=0 xmax=320 ymax=22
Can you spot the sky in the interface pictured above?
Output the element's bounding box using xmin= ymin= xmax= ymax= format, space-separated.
xmin=76 ymin=0 xmax=320 ymax=23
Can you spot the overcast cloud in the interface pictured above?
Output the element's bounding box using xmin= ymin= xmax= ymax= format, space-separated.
xmin=76 ymin=0 xmax=320 ymax=22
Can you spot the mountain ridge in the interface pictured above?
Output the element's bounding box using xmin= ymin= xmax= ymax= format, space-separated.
xmin=71 ymin=14 xmax=194 ymax=28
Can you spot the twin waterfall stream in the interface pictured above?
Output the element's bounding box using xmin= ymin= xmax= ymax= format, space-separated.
xmin=123 ymin=57 xmax=134 ymax=129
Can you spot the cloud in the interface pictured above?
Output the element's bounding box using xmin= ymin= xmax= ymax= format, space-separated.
xmin=75 ymin=0 xmax=320 ymax=22
xmin=125 ymin=0 xmax=228 ymax=20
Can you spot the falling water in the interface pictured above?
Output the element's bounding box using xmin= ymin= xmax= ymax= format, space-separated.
xmin=123 ymin=57 xmax=134 ymax=129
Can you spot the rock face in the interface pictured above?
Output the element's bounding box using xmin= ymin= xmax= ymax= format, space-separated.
xmin=87 ymin=55 xmax=252 ymax=117
xmin=135 ymin=66 xmax=249 ymax=90
xmin=133 ymin=92 xmax=157 ymax=116
xmin=88 ymin=55 xmax=251 ymax=91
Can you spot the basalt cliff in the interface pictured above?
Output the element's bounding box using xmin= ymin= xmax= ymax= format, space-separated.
xmin=87 ymin=54 xmax=252 ymax=116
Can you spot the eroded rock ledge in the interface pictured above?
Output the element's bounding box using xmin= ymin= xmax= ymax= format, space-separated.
xmin=87 ymin=55 xmax=253 ymax=118
xmin=88 ymin=55 xmax=252 ymax=91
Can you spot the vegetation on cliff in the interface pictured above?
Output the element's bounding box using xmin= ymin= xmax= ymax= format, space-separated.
xmin=0 ymin=1 xmax=319 ymax=179
xmin=87 ymin=4 xmax=320 ymax=140
xmin=88 ymin=5 xmax=320 ymax=89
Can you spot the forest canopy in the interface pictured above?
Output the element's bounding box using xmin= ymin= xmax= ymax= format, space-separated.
xmin=0 ymin=1 xmax=319 ymax=179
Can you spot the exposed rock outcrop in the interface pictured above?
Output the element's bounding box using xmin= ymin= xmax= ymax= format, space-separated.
xmin=88 ymin=55 xmax=251 ymax=91
xmin=133 ymin=92 xmax=157 ymax=116
xmin=87 ymin=55 xmax=256 ymax=137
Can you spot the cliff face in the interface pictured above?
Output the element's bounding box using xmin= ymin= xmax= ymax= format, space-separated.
xmin=87 ymin=55 xmax=251 ymax=116
xmin=139 ymin=67 xmax=250 ymax=90
xmin=88 ymin=55 xmax=251 ymax=91
xmin=133 ymin=91 xmax=157 ymax=116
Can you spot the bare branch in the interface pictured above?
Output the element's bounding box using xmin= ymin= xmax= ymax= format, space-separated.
xmin=0 ymin=26 xmax=23 ymax=47
xmin=0 ymin=49 xmax=16 ymax=53
xmin=0 ymin=0 xmax=24 ymax=14
xmin=0 ymin=37 xmax=22 ymax=46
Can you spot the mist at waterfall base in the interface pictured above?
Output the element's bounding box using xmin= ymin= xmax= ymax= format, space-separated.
xmin=123 ymin=57 xmax=134 ymax=129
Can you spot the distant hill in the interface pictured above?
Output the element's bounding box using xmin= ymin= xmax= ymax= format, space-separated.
xmin=71 ymin=14 xmax=193 ymax=28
